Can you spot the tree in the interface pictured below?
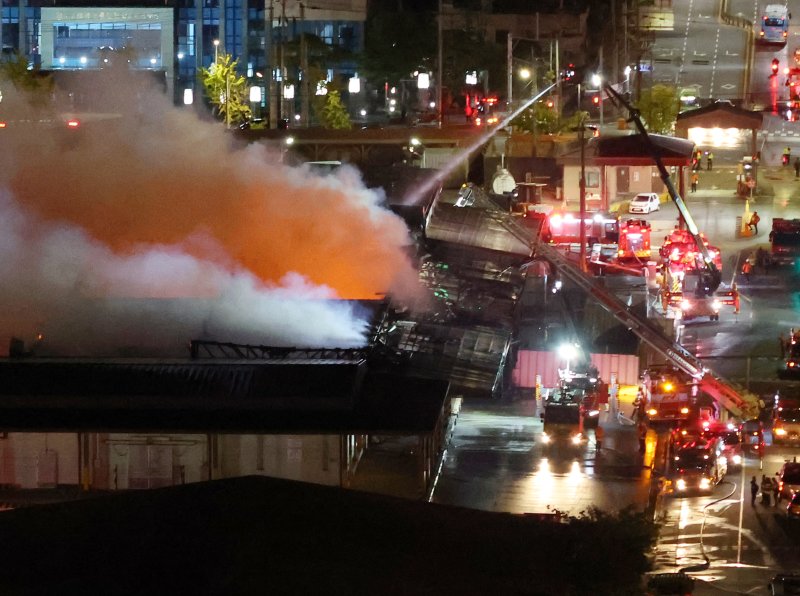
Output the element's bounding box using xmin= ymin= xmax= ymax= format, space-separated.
xmin=636 ymin=84 xmax=679 ymax=134
xmin=511 ymin=99 xmax=559 ymax=134
xmin=199 ymin=53 xmax=251 ymax=128
xmin=0 ymin=51 xmax=53 ymax=106
xmin=313 ymin=87 xmax=352 ymax=130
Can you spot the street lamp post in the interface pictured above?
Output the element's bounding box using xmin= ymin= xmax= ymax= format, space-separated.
xmin=592 ymin=73 xmax=604 ymax=127
xmin=213 ymin=39 xmax=220 ymax=64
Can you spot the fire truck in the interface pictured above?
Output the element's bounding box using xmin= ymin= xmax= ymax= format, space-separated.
xmin=659 ymin=229 xmax=722 ymax=272
xmin=668 ymin=436 xmax=728 ymax=494
xmin=542 ymin=211 xmax=654 ymax=273
xmin=769 ymin=218 xmax=800 ymax=266
xmin=642 ymin=366 xmax=697 ymax=427
xmin=540 ymin=385 xmax=585 ymax=448
xmin=772 ymin=390 xmax=800 ymax=444
xmin=557 ymin=368 xmax=607 ymax=430
xmin=617 ymin=218 xmax=652 ymax=261
xmin=657 ymin=227 xmax=730 ymax=321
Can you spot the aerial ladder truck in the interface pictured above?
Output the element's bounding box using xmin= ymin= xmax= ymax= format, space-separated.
xmin=474 ymin=86 xmax=755 ymax=419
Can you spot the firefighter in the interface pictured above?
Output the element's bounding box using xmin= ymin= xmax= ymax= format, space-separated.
xmin=741 ymin=257 xmax=753 ymax=282
xmin=749 ymin=211 xmax=761 ymax=234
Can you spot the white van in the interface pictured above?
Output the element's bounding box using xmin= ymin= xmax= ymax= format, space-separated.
xmin=759 ymin=4 xmax=791 ymax=44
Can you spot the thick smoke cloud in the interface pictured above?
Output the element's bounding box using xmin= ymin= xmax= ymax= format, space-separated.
xmin=0 ymin=73 xmax=420 ymax=356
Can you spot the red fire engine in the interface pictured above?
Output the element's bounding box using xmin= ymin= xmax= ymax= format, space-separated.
xmin=543 ymin=212 xmax=655 ymax=274
xmin=659 ymin=228 xmax=722 ymax=272
xmin=657 ymin=228 xmax=734 ymax=321
xmin=617 ymin=218 xmax=652 ymax=260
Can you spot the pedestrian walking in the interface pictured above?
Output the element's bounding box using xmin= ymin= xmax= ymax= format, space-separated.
xmin=691 ymin=172 xmax=698 ymax=192
xmin=794 ymin=157 xmax=800 ymax=178
xmin=595 ymin=425 xmax=604 ymax=453
xmin=784 ymin=146 xmax=792 ymax=166
xmin=750 ymin=476 xmax=759 ymax=506
xmin=731 ymin=282 xmax=740 ymax=314
xmin=749 ymin=211 xmax=760 ymax=234
xmin=706 ymin=151 xmax=714 ymax=170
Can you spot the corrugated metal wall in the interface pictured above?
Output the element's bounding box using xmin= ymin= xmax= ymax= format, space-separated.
xmin=512 ymin=350 xmax=640 ymax=388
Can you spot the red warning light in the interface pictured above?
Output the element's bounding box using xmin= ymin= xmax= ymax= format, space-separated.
xmin=66 ymin=119 xmax=80 ymax=128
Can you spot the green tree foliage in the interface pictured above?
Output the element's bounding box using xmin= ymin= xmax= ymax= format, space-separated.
xmin=313 ymin=87 xmax=351 ymax=130
xmin=0 ymin=51 xmax=53 ymax=106
xmin=636 ymin=84 xmax=679 ymax=134
xmin=560 ymin=110 xmax=591 ymax=133
xmin=511 ymin=99 xmax=559 ymax=134
xmin=199 ymin=53 xmax=251 ymax=127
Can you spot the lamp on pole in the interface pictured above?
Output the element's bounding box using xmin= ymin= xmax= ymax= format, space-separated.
xmin=592 ymin=73 xmax=604 ymax=127
xmin=213 ymin=39 xmax=220 ymax=64
xmin=579 ymin=117 xmax=587 ymax=273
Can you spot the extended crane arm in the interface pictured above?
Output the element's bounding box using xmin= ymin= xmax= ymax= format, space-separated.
xmin=603 ymin=84 xmax=721 ymax=294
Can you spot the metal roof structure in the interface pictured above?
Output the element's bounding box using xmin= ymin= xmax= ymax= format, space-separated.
xmin=0 ymin=358 xmax=449 ymax=434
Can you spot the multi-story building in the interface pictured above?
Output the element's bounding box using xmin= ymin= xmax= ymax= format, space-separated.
xmin=0 ymin=0 xmax=366 ymax=116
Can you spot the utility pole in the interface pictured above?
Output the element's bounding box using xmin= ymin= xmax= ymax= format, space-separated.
xmin=554 ymin=36 xmax=560 ymax=125
xmin=507 ymin=32 xmax=513 ymax=112
xmin=267 ymin=1 xmax=277 ymax=129
xmin=579 ymin=117 xmax=587 ymax=273
xmin=279 ymin=0 xmax=286 ymax=125
xmin=599 ymin=46 xmax=604 ymax=127
xmin=437 ymin=0 xmax=443 ymax=128
xmin=300 ymin=2 xmax=309 ymax=127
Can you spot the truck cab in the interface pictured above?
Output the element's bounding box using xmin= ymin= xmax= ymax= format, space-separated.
xmin=669 ymin=437 xmax=727 ymax=494
xmin=540 ymin=387 xmax=585 ymax=448
xmin=769 ymin=218 xmax=800 ymax=266
xmin=773 ymin=392 xmax=800 ymax=444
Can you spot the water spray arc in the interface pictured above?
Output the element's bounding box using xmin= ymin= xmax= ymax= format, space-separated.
xmin=406 ymin=83 xmax=558 ymax=208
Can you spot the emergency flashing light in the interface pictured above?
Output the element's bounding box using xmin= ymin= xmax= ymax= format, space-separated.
xmin=663 ymin=382 xmax=674 ymax=392
xmin=66 ymin=119 xmax=80 ymax=128
xmin=0 ymin=121 xmax=6 ymax=128
xmin=773 ymin=59 xmax=780 ymax=75
xmin=592 ymin=95 xmax=600 ymax=106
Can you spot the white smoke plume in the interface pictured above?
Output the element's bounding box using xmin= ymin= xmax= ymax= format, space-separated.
xmin=0 ymin=71 xmax=421 ymax=356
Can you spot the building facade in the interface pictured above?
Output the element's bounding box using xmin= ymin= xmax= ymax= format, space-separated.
xmin=1 ymin=0 xmax=366 ymax=115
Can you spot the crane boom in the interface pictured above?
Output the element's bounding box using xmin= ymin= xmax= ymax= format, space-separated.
xmin=603 ymin=84 xmax=722 ymax=294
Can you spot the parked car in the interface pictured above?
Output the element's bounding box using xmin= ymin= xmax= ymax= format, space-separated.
xmin=628 ymin=192 xmax=660 ymax=214
xmin=787 ymin=492 xmax=800 ymax=521
xmin=776 ymin=461 xmax=800 ymax=501
xmin=767 ymin=573 xmax=800 ymax=595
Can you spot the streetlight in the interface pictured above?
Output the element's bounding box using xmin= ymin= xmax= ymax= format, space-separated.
xmin=558 ymin=343 xmax=579 ymax=373
xmin=591 ymin=73 xmax=604 ymax=126
xmin=213 ymin=39 xmax=220 ymax=64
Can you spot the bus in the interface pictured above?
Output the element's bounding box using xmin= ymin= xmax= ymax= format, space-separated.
xmin=759 ymin=4 xmax=790 ymax=45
